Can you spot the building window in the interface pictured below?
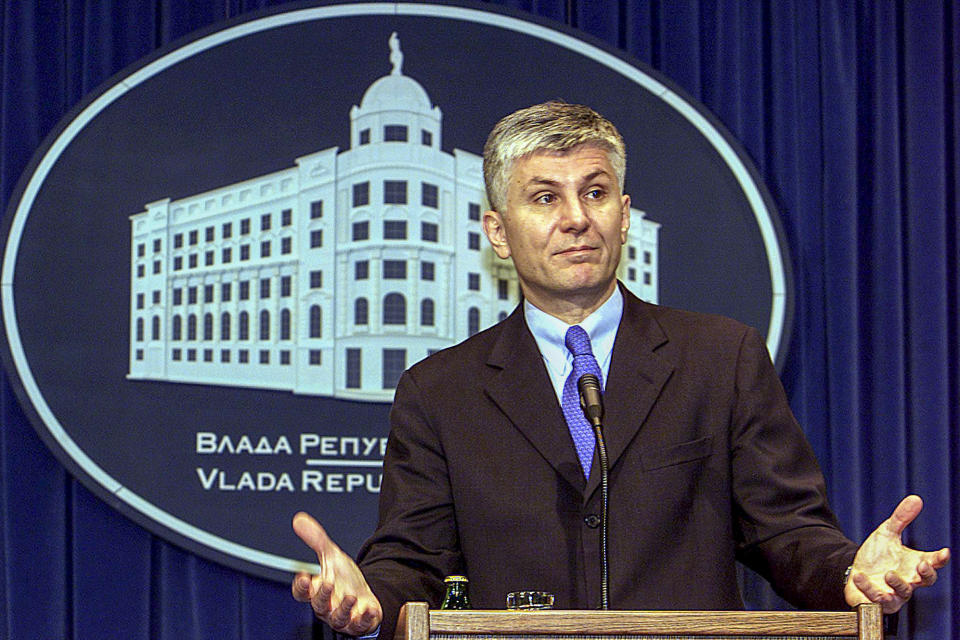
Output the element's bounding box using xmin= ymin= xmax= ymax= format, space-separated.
xmin=383 ymin=260 xmax=407 ymax=279
xmin=499 ymin=311 xmax=508 ymax=322
xmin=172 ymin=316 xmax=182 ymax=341
xmin=345 ymin=349 xmax=361 ymax=387
xmin=222 ymin=247 xmax=232 ymax=263
xmin=382 ymin=349 xmax=406 ymax=389
xmin=152 ymin=290 xmax=161 ymax=305
xmin=260 ymin=278 xmax=270 ymax=299
xmin=222 ymin=222 xmax=232 ymax=239
xmin=354 ymin=297 xmax=369 ymax=325
xmin=240 ymin=218 xmax=250 ymax=235
xmin=310 ymin=349 xmax=322 ymax=366
xmin=383 ymin=293 xmax=406 ymax=325
xmin=204 ymin=284 xmax=214 ymax=303
xmin=261 ymin=240 xmax=271 ymax=258
xmin=468 ymin=307 xmax=480 ymax=336
xmin=173 ymin=256 xmax=182 ymax=271
xmin=151 ymin=316 xmax=160 ymax=340
xmin=421 ymin=261 xmax=435 ymax=281
xmin=239 ymin=312 xmax=249 ymax=340
xmin=172 ymin=348 xmax=181 ymax=361
xmin=420 ymin=299 xmax=435 ymax=326
xmin=359 ymin=128 xmax=370 ymax=145
xmin=135 ymin=349 xmax=144 ymax=361
xmin=136 ymin=293 xmax=144 ymax=310
xmin=280 ymin=350 xmax=291 ymax=365
xmin=205 ymin=226 xmax=214 ymax=242
xmin=628 ymin=267 xmax=636 ymax=281
xmin=188 ymin=254 xmax=197 ymax=269
xmin=281 ymin=237 xmax=292 ymax=254
xmin=221 ymin=313 xmax=231 ymax=341
xmin=384 ymin=125 xmax=408 ymax=141
xmin=136 ymin=318 xmax=144 ymax=342
xmin=203 ymin=313 xmax=214 ymax=340
xmin=628 ymin=246 xmax=636 ymax=260
xmin=310 ymin=229 xmax=323 ymax=248
xmin=221 ymin=349 xmax=230 ymax=363
xmin=203 ymin=349 xmax=214 ymax=362
xmin=187 ymin=348 xmax=197 ymax=362
xmin=239 ymin=281 xmax=250 ymax=300
xmin=240 ymin=244 xmax=250 ymax=261
xmin=280 ymin=309 xmax=291 ymax=340
xmin=153 ymin=260 xmax=161 ymax=274
xmin=498 ymin=278 xmax=509 ymax=300
xmin=282 ymin=208 xmax=293 ymax=226
xmin=421 ymin=222 xmax=438 ymax=242
xmin=355 ymin=260 xmax=369 ymax=280
xmin=239 ymin=349 xmax=249 ymax=363
xmin=153 ymin=238 xmax=162 ymax=253
xmin=310 ymin=201 xmax=323 ymax=219
xmin=644 ymin=272 xmax=652 ymax=285
xmin=644 ymin=250 xmax=652 ymax=265
xmin=174 ymin=233 xmax=183 ymax=248
xmin=352 ymin=182 xmax=369 ymax=207
xmin=188 ymin=287 xmax=198 ymax=305
xmin=383 ymin=180 xmax=407 ymax=205
xmin=173 ymin=288 xmax=183 ymax=305
xmin=310 ymin=305 xmax=322 ymax=338
xmin=281 ymin=275 xmax=292 ymax=297
xmin=310 ymin=270 xmax=323 ymax=288
xmin=468 ymin=202 xmax=481 ymax=221
xmin=352 ymin=221 xmax=369 ymax=241
xmin=187 ymin=314 xmax=197 ymax=341
xmin=421 ymin=182 xmax=438 ymax=208
xmin=259 ymin=350 xmax=269 ymax=364
xmin=221 ymin=283 xmax=231 ymax=302
xmin=261 ymin=213 xmax=271 ymax=231
xmin=137 ymin=243 xmax=146 ymax=258
xmin=468 ymin=273 xmax=480 ymax=291
xmin=189 ymin=230 xmax=198 ymax=245
xmin=468 ymin=232 xmax=481 ymax=250
xmin=383 ymin=220 xmax=407 ymax=239
xmin=421 ymin=129 xmax=432 ymax=146
xmin=260 ymin=310 xmax=270 ymax=340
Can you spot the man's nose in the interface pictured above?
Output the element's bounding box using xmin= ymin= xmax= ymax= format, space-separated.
xmin=559 ymin=198 xmax=590 ymax=232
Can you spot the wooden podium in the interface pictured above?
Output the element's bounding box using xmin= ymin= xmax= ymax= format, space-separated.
xmin=395 ymin=602 xmax=883 ymax=640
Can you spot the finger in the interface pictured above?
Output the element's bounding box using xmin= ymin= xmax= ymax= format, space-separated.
xmin=885 ymin=571 xmax=914 ymax=601
xmin=929 ymin=547 xmax=951 ymax=569
xmin=884 ymin=495 xmax=923 ymax=536
xmin=852 ymin=572 xmax=894 ymax=604
xmin=328 ymin=594 xmax=358 ymax=631
xmin=917 ymin=561 xmax=938 ymax=587
xmin=292 ymin=511 xmax=332 ymax=556
xmin=291 ymin=572 xmax=313 ymax=602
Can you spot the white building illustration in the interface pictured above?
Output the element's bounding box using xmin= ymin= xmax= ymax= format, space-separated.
xmin=128 ymin=34 xmax=660 ymax=402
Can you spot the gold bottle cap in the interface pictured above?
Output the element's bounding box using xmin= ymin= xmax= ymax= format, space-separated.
xmin=444 ymin=575 xmax=468 ymax=583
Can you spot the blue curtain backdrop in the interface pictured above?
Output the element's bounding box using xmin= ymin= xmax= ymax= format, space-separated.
xmin=1 ymin=1 xmax=957 ymax=638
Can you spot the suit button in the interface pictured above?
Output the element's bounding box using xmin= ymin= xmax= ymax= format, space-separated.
xmin=584 ymin=514 xmax=600 ymax=528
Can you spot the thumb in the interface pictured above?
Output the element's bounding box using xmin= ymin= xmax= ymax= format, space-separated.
xmin=293 ymin=511 xmax=333 ymax=555
xmin=884 ymin=495 xmax=923 ymax=536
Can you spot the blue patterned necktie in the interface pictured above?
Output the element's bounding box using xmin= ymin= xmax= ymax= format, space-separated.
xmin=562 ymin=325 xmax=604 ymax=479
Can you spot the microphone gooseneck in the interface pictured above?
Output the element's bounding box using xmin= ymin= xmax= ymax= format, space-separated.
xmin=577 ymin=373 xmax=609 ymax=610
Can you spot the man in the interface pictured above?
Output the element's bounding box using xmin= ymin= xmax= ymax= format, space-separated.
xmin=292 ymin=101 xmax=949 ymax=638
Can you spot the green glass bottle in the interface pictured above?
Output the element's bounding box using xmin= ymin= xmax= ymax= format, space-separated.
xmin=440 ymin=575 xmax=472 ymax=610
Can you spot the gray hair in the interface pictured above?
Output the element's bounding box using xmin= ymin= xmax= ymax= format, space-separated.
xmin=482 ymin=101 xmax=627 ymax=212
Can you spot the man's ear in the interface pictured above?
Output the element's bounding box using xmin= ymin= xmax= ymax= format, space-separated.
xmin=619 ymin=194 xmax=631 ymax=245
xmin=482 ymin=209 xmax=512 ymax=259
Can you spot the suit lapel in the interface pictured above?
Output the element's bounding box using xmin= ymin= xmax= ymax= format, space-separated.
xmin=483 ymin=308 xmax=586 ymax=492
xmin=584 ymin=291 xmax=674 ymax=500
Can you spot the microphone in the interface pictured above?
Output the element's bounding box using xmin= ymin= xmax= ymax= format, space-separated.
xmin=577 ymin=374 xmax=604 ymax=427
xmin=577 ymin=372 xmax=609 ymax=610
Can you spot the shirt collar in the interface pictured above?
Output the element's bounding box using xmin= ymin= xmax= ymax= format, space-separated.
xmin=524 ymin=286 xmax=624 ymax=383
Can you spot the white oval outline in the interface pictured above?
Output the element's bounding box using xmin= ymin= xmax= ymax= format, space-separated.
xmin=1 ymin=2 xmax=789 ymax=576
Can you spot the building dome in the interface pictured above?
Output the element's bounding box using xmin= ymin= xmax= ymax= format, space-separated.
xmin=357 ymin=32 xmax=432 ymax=113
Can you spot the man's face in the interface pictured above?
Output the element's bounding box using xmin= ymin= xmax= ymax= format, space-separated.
xmin=482 ymin=144 xmax=630 ymax=316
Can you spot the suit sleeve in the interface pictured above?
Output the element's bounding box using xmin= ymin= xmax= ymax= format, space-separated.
xmin=730 ymin=326 xmax=858 ymax=609
xmin=356 ymin=369 xmax=463 ymax=640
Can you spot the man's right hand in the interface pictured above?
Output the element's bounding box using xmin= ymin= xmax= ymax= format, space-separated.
xmin=291 ymin=512 xmax=383 ymax=636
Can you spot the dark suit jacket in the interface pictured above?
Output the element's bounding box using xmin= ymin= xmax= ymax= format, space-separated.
xmin=358 ymin=287 xmax=857 ymax=639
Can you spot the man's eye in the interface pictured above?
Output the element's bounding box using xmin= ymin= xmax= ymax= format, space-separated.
xmin=535 ymin=193 xmax=555 ymax=204
xmin=585 ymin=188 xmax=604 ymax=200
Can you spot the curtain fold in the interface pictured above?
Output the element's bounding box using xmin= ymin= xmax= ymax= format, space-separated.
xmin=2 ymin=1 xmax=957 ymax=638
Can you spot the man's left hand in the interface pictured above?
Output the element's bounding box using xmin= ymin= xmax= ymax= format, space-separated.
xmin=845 ymin=495 xmax=950 ymax=613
